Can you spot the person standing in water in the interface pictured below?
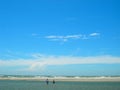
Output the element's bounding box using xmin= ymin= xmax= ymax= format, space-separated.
xmin=46 ymin=79 xmax=49 ymax=85
xmin=52 ymin=80 xmax=55 ymax=84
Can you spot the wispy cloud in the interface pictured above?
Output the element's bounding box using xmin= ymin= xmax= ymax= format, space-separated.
xmin=45 ymin=34 xmax=83 ymax=42
xmin=89 ymin=33 xmax=100 ymax=36
xmin=45 ymin=32 xmax=100 ymax=42
xmin=31 ymin=32 xmax=100 ymax=42
xmin=0 ymin=54 xmax=120 ymax=71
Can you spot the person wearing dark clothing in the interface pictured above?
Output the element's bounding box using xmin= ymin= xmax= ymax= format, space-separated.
xmin=46 ymin=79 xmax=49 ymax=85
xmin=53 ymin=80 xmax=55 ymax=84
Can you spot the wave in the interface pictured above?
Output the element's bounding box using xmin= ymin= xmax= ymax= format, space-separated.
xmin=0 ymin=75 xmax=120 ymax=80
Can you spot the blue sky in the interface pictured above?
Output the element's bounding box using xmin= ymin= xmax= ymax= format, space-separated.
xmin=0 ymin=0 xmax=120 ymax=76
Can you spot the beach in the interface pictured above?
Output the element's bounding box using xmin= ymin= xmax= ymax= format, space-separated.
xmin=0 ymin=79 xmax=120 ymax=90
xmin=0 ymin=76 xmax=120 ymax=90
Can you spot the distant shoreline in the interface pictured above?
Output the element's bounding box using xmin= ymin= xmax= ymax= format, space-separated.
xmin=0 ymin=76 xmax=120 ymax=82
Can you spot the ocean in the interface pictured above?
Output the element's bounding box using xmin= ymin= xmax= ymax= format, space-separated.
xmin=0 ymin=80 xmax=120 ymax=90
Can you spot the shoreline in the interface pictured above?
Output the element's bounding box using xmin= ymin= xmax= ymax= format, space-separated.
xmin=0 ymin=77 xmax=120 ymax=82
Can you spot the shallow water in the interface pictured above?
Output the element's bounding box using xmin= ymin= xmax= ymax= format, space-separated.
xmin=0 ymin=80 xmax=120 ymax=90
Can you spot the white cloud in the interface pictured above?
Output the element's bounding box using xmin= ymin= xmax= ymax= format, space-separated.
xmin=45 ymin=34 xmax=82 ymax=42
xmin=31 ymin=32 xmax=100 ymax=42
xmin=65 ymin=35 xmax=82 ymax=39
xmin=45 ymin=33 xmax=100 ymax=42
xmin=0 ymin=55 xmax=120 ymax=71
xmin=45 ymin=35 xmax=82 ymax=40
xmin=89 ymin=33 xmax=100 ymax=36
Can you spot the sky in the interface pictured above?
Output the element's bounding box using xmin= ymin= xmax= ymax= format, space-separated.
xmin=0 ymin=0 xmax=120 ymax=76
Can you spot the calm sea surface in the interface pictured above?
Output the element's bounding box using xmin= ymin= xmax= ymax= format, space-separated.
xmin=0 ymin=80 xmax=120 ymax=90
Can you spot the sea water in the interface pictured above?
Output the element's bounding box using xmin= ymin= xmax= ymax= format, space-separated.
xmin=0 ymin=80 xmax=120 ymax=90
